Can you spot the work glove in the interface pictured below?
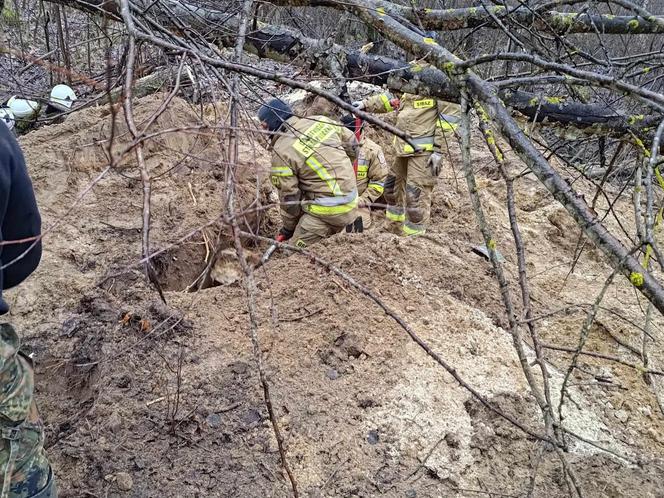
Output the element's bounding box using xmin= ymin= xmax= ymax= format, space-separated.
xmin=345 ymin=216 xmax=364 ymax=233
xmin=428 ymin=152 xmax=443 ymax=177
xmin=277 ymin=227 xmax=294 ymax=241
xmin=357 ymin=196 xmax=369 ymax=208
xmin=352 ymin=100 xmax=365 ymax=110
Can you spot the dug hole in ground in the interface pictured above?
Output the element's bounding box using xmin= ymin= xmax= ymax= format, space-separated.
xmin=6 ymin=94 xmax=664 ymax=497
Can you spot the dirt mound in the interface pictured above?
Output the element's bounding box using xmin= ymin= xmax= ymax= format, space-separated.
xmin=7 ymin=94 xmax=664 ymax=497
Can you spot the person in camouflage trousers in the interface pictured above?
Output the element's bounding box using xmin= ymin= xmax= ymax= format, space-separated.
xmin=0 ymin=119 xmax=56 ymax=497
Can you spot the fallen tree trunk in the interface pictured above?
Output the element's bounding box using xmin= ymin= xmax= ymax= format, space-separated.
xmin=360 ymin=3 xmax=664 ymax=35
xmin=266 ymin=0 xmax=664 ymax=34
xmin=44 ymin=0 xmax=663 ymax=136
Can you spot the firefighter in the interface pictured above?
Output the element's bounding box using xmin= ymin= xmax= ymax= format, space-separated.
xmin=258 ymin=98 xmax=359 ymax=247
xmin=6 ymin=97 xmax=40 ymax=131
xmin=44 ymin=85 xmax=78 ymax=123
xmin=339 ymin=115 xmax=388 ymax=231
xmin=47 ymin=85 xmax=77 ymax=113
xmin=6 ymin=84 xmax=77 ymax=132
xmin=353 ymin=92 xmax=460 ymax=235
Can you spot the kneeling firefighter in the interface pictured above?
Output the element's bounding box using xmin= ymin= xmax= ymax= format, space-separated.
xmin=339 ymin=115 xmax=388 ymax=231
xmin=258 ymin=98 xmax=359 ymax=247
xmin=353 ymin=92 xmax=460 ymax=235
xmin=0 ymin=118 xmax=56 ymax=496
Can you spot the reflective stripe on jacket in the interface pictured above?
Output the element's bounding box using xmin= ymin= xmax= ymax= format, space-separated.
xmin=269 ymin=115 xmax=358 ymax=231
xmin=355 ymin=137 xmax=388 ymax=203
xmin=363 ymin=93 xmax=460 ymax=157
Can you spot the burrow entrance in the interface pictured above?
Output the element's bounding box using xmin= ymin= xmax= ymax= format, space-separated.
xmin=153 ymin=220 xmax=276 ymax=292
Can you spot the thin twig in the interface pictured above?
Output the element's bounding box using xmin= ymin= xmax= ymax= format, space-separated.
xmin=239 ymin=231 xmax=553 ymax=445
xmin=557 ymin=269 xmax=619 ymax=426
xmin=459 ymin=90 xmax=582 ymax=498
xmin=119 ymin=0 xmax=165 ymax=303
xmin=225 ymin=2 xmax=299 ymax=495
xmin=541 ymin=342 xmax=664 ymax=376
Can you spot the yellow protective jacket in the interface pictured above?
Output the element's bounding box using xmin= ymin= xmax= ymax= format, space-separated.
xmin=356 ymin=137 xmax=388 ymax=205
xmin=362 ymin=93 xmax=460 ymax=157
xmin=269 ymin=115 xmax=358 ymax=232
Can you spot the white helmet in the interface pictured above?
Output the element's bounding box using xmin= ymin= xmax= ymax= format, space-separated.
xmin=49 ymin=84 xmax=77 ymax=111
xmin=7 ymin=96 xmax=40 ymax=119
xmin=0 ymin=108 xmax=15 ymax=131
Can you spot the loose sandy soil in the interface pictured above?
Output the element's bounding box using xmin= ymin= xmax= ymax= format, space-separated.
xmin=6 ymin=94 xmax=664 ymax=497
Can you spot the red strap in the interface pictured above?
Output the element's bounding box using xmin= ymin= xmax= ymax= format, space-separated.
xmin=353 ymin=117 xmax=362 ymax=176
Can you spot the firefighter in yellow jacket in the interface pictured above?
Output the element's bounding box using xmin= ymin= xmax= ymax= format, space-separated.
xmin=353 ymin=92 xmax=460 ymax=235
xmin=340 ymin=115 xmax=388 ymax=230
xmin=258 ymin=98 xmax=359 ymax=247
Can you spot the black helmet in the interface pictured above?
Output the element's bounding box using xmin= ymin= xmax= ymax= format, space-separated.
xmin=258 ymin=98 xmax=293 ymax=132
xmin=340 ymin=114 xmax=362 ymax=135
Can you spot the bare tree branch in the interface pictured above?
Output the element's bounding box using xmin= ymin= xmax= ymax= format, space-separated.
xmin=40 ymin=0 xmax=664 ymax=135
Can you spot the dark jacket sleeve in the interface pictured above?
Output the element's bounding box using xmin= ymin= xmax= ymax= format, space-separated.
xmin=0 ymin=123 xmax=42 ymax=314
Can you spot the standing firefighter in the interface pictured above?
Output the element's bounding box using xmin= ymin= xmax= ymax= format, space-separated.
xmin=0 ymin=119 xmax=56 ymax=496
xmin=340 ymin=115 xmax=388 ymax=231
xmin=258 ymin=98 xmax=359 ymax=247
xmin=353 ymin=92 xmax=460 ymax=235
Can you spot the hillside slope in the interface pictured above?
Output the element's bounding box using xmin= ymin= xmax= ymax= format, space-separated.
xmin=6 ymin=95 xmax=664 ymax=497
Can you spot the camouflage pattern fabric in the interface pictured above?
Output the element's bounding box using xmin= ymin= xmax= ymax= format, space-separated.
xmin=0 ymin=323 xmax=51 ymax=498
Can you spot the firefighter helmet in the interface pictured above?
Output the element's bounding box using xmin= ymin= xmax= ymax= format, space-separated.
xmin=7 ymin=96 xmax=40 ymax=119
xmin=0 ymin=107 xmax=15 ymax=130
xmin=49 ymin=84 xmax=77 ymax=111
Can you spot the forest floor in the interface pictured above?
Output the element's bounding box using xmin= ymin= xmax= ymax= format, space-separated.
xmin=6 ymin=94 xmax=664 ymax=497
